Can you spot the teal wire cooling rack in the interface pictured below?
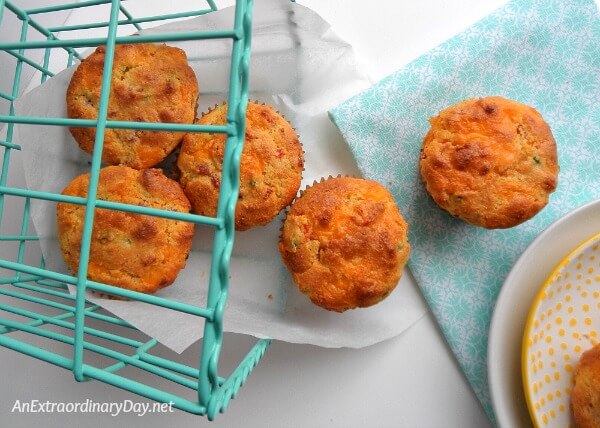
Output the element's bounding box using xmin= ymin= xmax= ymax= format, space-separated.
xmin=0 ymin=0 xmax=271 ymax=420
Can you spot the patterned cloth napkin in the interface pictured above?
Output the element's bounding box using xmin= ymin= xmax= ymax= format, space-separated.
xmin=329 ymin=0 xmax=600 ymax=422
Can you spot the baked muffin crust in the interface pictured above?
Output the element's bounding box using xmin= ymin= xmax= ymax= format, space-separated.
xmin=419 ymin=96 xmax=558 ymax=229
xmin=572 ymin=343 xmax=600 ymax=428
xmin=67 ymin=43 xmax=198 ymax=169
xmin=57 ymin=166 xmax=194 ymax=294
xmin=177 ymin=101 xmax=304 ymax=230
xmin=279 ymin=177 xmax=410 ymax=312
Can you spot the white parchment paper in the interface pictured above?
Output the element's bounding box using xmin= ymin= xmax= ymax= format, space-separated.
xmin=13 ymin=0 xmax=427 ymax=353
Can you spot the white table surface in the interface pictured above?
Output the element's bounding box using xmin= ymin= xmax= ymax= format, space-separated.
xmin=0 ymin=0 xmax=509 ymax=426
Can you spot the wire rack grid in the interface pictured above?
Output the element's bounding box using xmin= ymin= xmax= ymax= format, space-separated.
xmin=0 ymin=0 xmax=271 ymax=420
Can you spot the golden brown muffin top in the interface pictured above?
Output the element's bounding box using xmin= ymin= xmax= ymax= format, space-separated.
xmin=572 ymin=343 xmax=600 ymax=428
xmin=57 ymin=166 xmax=194 ymax=294
xmin=177 ymin=101 xmax=304 ymax=231
xmin=419 ymin=96 xmax=558 ymax=229
xmin=279 ymin=177 xmax=410 ymax=312
xmin=67 ymin=43 xmax=198 ymax=169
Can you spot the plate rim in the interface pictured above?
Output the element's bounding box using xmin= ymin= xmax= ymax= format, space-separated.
xmin=488 ymin=198 xmax=600 ymax=428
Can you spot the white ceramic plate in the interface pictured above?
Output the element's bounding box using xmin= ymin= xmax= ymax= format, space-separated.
xmin=522 ymin=232 xmax=600 ymax=428
xmin=488 ymin=199 xmax=600 ymax=428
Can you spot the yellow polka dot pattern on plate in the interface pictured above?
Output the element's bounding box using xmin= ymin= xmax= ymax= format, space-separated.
xmin=523 ymin=233 xmax=600 ymax=428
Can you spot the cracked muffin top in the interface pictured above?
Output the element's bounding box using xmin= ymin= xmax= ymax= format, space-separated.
xmin=177 ymin=101 xmax=304 ymax=231
xmin=67 ymin=43 xmax=198 ymax=169
xmin=419 ymin=96 xmax=559 ymax=229
xmin=56 ymin=166 xmax=194 ymax=294
xmin=278 ymin=176 xmax=410 ymax=312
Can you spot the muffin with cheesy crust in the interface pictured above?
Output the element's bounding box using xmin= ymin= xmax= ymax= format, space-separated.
xmin=57 ymin=166 xmax=194 ymax=294
xmin=67 ymin=43 xmax=198 ymax=169
xmin=419 ymin=96 xmax=558 ymax=229
xmin=572 ymin=343 xmax=600 ymax=428
xmin=177 ymin=101 xmax=304 ymax=231
xmin=279 ymin=176 xmax=410 ymax=312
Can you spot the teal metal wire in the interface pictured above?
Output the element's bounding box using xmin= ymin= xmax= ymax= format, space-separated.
xmin=70 ymin=0 xmax=122 ymax=383
xmin=200 ymin=0 xmax=254 ymax=410
xmin=0 ymin=0 xmax=271 ymax=420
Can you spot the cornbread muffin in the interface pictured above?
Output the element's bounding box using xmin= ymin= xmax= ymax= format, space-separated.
xmin=419 ymin=96 xmax=558 ymax=229
xmin=177 ymin=101 xmax=304 ymax=231
xmin=279 ymin=177 xmax=410 ymax=312
xmin=57 ymin=166 xmax=194 ymax=294
xmin=572 ymin=343 xmax=600 ymax=428
xmin=67 ymin=43 xmax=198 ymax=169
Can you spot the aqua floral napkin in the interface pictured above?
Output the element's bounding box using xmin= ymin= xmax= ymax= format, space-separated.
xmin=329 ymin=0 xmax=600 ymax=422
